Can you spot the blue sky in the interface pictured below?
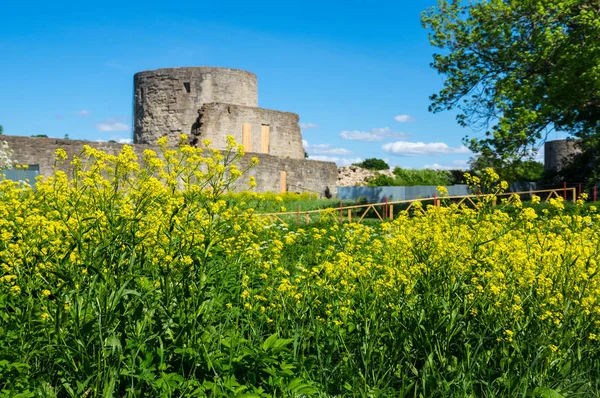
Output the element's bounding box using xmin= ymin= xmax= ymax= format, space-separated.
xmin=0 ymin=0 xmax=536 ymax=169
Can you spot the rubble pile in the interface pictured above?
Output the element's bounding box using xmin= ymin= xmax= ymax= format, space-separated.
xmin=337 ymin=166 xmax=395 ymax=187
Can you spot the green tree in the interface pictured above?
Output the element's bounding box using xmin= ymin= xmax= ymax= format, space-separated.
xmin=469 ymin=149 xmax=544 ymax=182
xmin=354 ymin=158 xmax=389 ymax=171
xmin=422 ymin=0 xmax=600 ymax=171
xmin=367 ymin=174 xmax=397 ymax=187
xmin=368 ymin=167 xmax=457 ymax=186
xmin=0 ymin=124 xmax=3 ymax=135
xmin=393 ymin=167 xmax=455 ymax=186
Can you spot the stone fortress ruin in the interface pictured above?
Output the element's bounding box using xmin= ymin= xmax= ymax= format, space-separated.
xmin=1 ymin=67 xmax=338 ymax=196
xmin=544 ymin=139 xmax=581 ymax=173
xmin=134 ymin=67 xmax=305 ymax=159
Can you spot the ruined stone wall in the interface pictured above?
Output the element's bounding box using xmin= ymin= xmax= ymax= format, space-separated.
xmin=238 ymin=153 xmax=337 ymax=195
xmin=0 ymin=135 xmax=337 ymax=197
xmin=194 ymin=103 xmax=305 ymax=160
xmin=0 ymin=135 xmax=138 ymax=176
xmin=134 ymin=67 xmax=258 ymax=146
xmin=544 ymin=139 xmax=581 ymax=172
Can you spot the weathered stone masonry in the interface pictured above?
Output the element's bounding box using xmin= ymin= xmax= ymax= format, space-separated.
xmin=0 ymin=135 xmax=338 ymax=196
xmin=1 ymin=66 xmax=337 ymax=196
xmin=133 ymin=66 xmax=305 ymax=160
xmin=134 ymin=67 xmax=258 ymax=146
xmin=544 ymin=139 xmax=581 ymax=173
xmin=194 ymin=103 xmax=304 ymax=160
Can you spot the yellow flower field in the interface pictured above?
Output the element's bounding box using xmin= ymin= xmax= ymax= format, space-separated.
xmin=1 ymin=138 xmax=599 ymax=396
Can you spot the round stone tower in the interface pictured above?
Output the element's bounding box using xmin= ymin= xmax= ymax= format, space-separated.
xmin=134 ymin=67 xmax=258 ymax=145
xmin=544 ymin=139 xmax=581 ymax=172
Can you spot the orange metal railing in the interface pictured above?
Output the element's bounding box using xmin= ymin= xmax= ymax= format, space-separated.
xmin=255 ymin=187 xmax=577 ymax=225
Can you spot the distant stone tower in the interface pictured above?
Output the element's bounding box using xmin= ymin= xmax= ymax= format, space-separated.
xmin=133 ymin=66 xmax=304 ymax=160
xmin=0 ymin=66 xmax=338 ymax=197
xmin=544 ymin=139 xmax=581 ymax=172
xmin=134 ymin=67 xmax=258 ymax=145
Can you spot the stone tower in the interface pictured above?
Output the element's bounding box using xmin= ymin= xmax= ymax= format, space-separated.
xmin=0 ymin=66 xmax=338 ymax=197
xmin=133 ymin=66 xmax=304 ymax=159
xmin=544 ymin=139 xmax=581 ymax=172
xmin=134 ymin=67 xmax=258 ymax=145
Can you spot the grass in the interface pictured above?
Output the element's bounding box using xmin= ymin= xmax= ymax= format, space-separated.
xmin=1 ymin=143 xmax=599 ymax=397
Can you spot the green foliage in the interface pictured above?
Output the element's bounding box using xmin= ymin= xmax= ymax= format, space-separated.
xmin=2 ymin=142 xmax=600 ymax=396
xmin=422 ymin=0 xmax=600 ymax=168
xmin=353 ymin=158 xmax=389 ymax=171
xmin=0 ymin=140 xmax=321 ymax=396
xmin=367 ymin=174 xmax=397 ymax=187
xmin=368 ymin=167 xmax=456 ymax=186
xmin=31 ymin=134 xmax=48 ymax=138
xmin=470 ymin=149 xmax=545 ymax=182
xmin=225 ymin=191 xmax=354 ymax=214
xmin=393 ymin=166 xmax=455 ymax=186
xmin=0 ymin=125 xmax=3 ymax=135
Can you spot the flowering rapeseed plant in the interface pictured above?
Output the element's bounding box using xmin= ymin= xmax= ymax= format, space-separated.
xmin=1 ymin=140 xmax=599 ymax=396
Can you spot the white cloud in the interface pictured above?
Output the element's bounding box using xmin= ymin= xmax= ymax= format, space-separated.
xmin=309 ymin=155 xmax=363 ymax=166
xmin=300 ymin=122 xmax=319 ymax=130
xmin=340 ymin=127 xmax=408 ymax=142
xmin=302 ymin=140 xmax=360 ymax=165
xmin=382 ymin=141 xmax=471 ymax=156
xmin=303 ymin=140 xmax=353 ymax=155
xmin=94 ymin=136 xmax=133 ymax=144
xmin=78 ymin=110 xmax=90 ymax=117
xmin=394 ymin=114 xmax=415 ymax=123
xmin=423 ymin=159 xmax=469 ymax=170
xmin=96 ymin=120 xmax=130 ymax=132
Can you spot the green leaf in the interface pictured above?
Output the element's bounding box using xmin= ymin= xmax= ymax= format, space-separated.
xmin=261 ymin=333 xmax=280 ymax=351
xmin=533 ymin=387 xmax=565 ymax=398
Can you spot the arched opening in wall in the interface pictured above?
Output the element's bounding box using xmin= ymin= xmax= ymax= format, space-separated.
xmin=184 ymin=82 xmax=191 ymax=94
